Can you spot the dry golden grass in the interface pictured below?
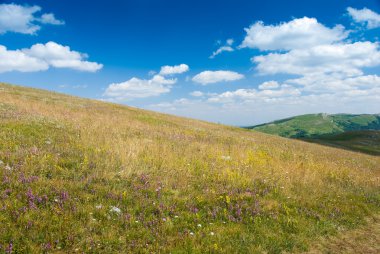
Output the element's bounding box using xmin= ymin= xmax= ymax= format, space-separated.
xmin=0 ymin=83 xmax=379 ymax=253
xmin=306 ymin=216 xmax=380 ymax=254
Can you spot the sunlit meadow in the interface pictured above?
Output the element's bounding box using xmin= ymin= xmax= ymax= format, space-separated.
xmin=0 ymin=83 xmax=379 ymax=253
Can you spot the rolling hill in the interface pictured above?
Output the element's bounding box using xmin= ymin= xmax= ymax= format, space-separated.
xmin=247 ymin=113 xmax=380 ymax=156
xmin=248 ymin=113 xmax=380 ymax=138
xmin=303 ymin=130 xmax=380 ymax=156
xmin=0 ymin=83 xmax=379 ymax=253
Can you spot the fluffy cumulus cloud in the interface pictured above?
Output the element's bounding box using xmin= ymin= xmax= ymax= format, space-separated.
xmin=192 ymin=70 xmax=244 ymax=85
xmin=104 ymin=64 xmax=189 ymax=100
xmin=258 ymin=81 xmax=280 ymax=90
xmin=0 ymin=42 xmax=102 ymax=73
xmin=0 ymin=45 xmax=48 ymax=73
xmin=39 ymin=13 xmax=65 ymax=25
xmin=24 ymin=42 xmax=103 ymax=72
xmin=347 ymin=7 xmax=380 ymax=29
xmin=208 ymin=85 xmax=301 ymax=103
xmin=210 ymin=39 xmax=234 ymax=59
xmin=253 ymin=41 xmax=380 ymax=76
xmin=0 ymin=3 xmax=64 ymax=35
xmin=104 ymin=75 xmax=176 ymax=100
xmin=159 ymin=64 xmax=189 ymax=75
xmin=240 ymin=17 xmax=347 ymax=51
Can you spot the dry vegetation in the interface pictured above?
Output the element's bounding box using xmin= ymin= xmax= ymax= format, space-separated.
xmin=0 ymin=83 xmax=379 ymax=253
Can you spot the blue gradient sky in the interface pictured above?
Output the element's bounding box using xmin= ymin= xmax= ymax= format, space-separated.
xmin=1 ymin=0 xmax=380 ymax=125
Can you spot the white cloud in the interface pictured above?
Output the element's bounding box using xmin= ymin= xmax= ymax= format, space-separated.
xmin=159 ymin=64 xmax=189 ymax=75
xmin=24 ymin=42 xmax=103 ymax=72
xmin=208 ymin=85 xmax=301 ymax=103
xmin=210 ymin=39 xmax=235 ymax=58
xmin=240 ymin=17 xmax=347 ymax=51
xmin=258 ymin=81 xmax=280 ymax=90
xmin=0 ymin=3 xmax=64 ymax=35
xmin=39 ymin=13 xmax=65 ymax=25
xmin=253 ymin=42 xmax=380 ymax=76
xmin=0 ymin=42 xmax=102 ymax=73
xmin=0 ymin=45 xmax=48 ymax=73
xmin=148 ymin=14 xmax=380 ymax=125
xmin=190 ymin=91 xmax=204 ymax=97
xmin=192 ymin=70 xmax=244 ymax=85
xmin=287 ymin=74 xmax=380 ymax=93
xmin=104 ymin=75 xmax=176 ymax=100
xmin=209 ymin=46 xmax=234 ymax=59
xmin=151 ymin=75 xmax=380 ymax=125
xmin=347 ymin=7 xmax=380 ymax=29
xmin=104 ymin=64 xmax=191 ymax=100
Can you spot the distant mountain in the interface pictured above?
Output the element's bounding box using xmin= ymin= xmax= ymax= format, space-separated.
xmin=247 ymin=113 xmax=380 ymax=138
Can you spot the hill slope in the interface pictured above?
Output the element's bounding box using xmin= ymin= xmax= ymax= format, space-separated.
xmin=304 ymin=130 xmax=380 ymax=156
xmin=0 ymin=83 xmax=379 ymax=253
xmin=248 ymin=113 xmax=380 ymax=138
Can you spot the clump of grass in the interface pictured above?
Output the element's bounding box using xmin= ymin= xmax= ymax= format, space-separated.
xmin=0 ymin=83 xmax=379 ymax=253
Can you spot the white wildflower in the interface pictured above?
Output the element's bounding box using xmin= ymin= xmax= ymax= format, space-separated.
xmin=95 ymin=204 xmax=102 ymax=209
xmin=189 ymin=232 xmax=194 ymax=236
xmin=210 ymin=232 xmax=215 ymax=236
xmin=197 ymin=224 xmax=202 ymax=227
xmin=221 ymin=155 xmax=231 ymax=161
xmin=109 ymin=206 xmax=121 ymax=214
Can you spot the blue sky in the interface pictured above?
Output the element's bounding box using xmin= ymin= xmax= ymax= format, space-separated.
xmin=1 ymin=0 xmax=380 ymax=125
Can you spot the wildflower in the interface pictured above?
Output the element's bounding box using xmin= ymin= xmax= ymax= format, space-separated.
xmin=30 ymin=146 xmax=39 ymax=155
xmin=5 ymin=165 xmax=12 ymax=171
xmin=162 ymin=218 xmax=167 ymax=222
xmin=189 ymin=232 xmax=194 ymax=236
xmin=174 ymin=215 xmax=179 ymax=218
xmin=197 ymin=224 xmax=202 ymax=227
xmin=5 ymin=243 xmax=12 ymax=254
xmin=135 ymin=220 xmax=139 ymax=223
xmin=0 ymin=160 xmax=3 ymax=166
xmin=61 ymin=191 xmax=69 ymax=200
xmin=95 ymin=204 xmax=102 ymax=209
xmin=210 ymin=232 xmax=215 ymax=236
xmin=221 ymin=155 xmax=231 ymax=161
xmin=110 ymin=206 xmax=121 ymax=214
xmin=45 ymin=140 xmax=52 ymax=145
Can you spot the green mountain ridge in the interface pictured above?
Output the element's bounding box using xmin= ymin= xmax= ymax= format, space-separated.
xmin=247 ymin=113 xmax=380 ymax=138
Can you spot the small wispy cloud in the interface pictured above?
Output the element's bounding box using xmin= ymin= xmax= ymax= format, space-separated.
xmin=209 ymin=39 xmax=234 ymax=59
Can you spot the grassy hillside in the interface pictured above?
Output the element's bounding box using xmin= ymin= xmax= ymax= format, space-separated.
xmin=304 ymin=131 xmax=380 ymax=156
xmin=0 ymin=83 xmax=379 ymax=253
xmin=248 ymin=113 xmax=380 ymax=138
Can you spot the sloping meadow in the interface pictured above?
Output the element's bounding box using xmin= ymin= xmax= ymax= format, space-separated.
xmin=0 ymin=83 xmax=379 ymax=253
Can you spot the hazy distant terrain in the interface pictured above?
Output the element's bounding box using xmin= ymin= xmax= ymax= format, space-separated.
xmin=0 ymin=83 xmax=379 ymax=253
xmin=248 ymin=113 xmax=380 ymax=155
